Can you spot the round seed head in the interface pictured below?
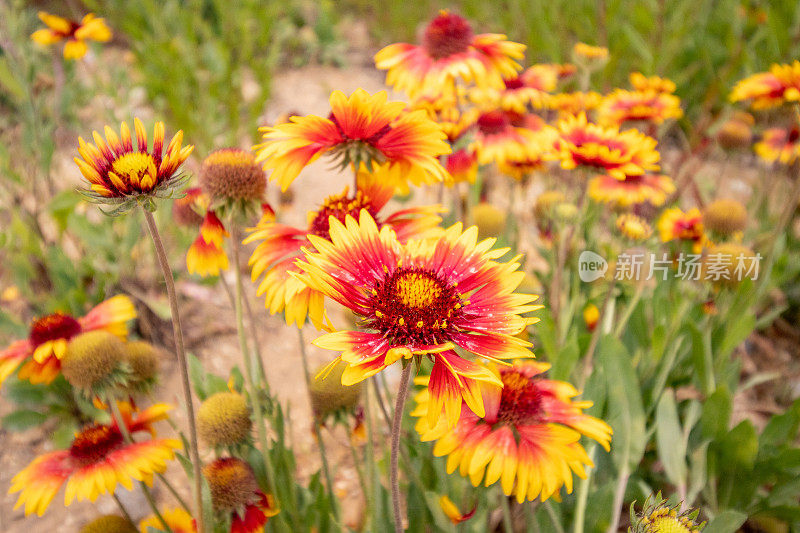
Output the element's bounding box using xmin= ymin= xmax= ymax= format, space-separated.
xmin=197 ymin=391 xmax=252 ymax=446
xmin=471 ymin=202 xmax=507 ymax=239
xmin=310 ymin=360 xmax=362 ymax=420
xmin=200 ymin=148 xmax=266 ymax=203
xmin=62 ymin=331 xmax=126 ymax=391
xmin=203 ymin=457 xmax=260 ymax=511
xmin=703 ymin=198 xmax=747 ymax=236
xmin=80 ymin=515 xmax=137 ymax=533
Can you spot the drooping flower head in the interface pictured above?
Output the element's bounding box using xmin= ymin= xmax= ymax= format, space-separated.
xmin=255 ymin=89 xmax=450 ymax=191
xmin=10 ymin=404 xmax=180 ymax=516
xmin=74 ymin=118 xmax=193 ymax=213
xmin=245 ymin=167 xmax=443 ymax=329
xmin=139 ymin=508 xmax=196 ymax=533
xmin=31 ymin=11 xmax=111 ymax=60
xmin=439 ymin=495 xmax=476 ymax=525
xmin=597 ymin=89 xmax=683 ymax=126
xmin=588 ymin=173 xmax=675 ymax=208
xmin=375 ymin=11 xmax=525 ymax=98
xmin=555 ymin=113 xmax=661 ymax=179
xmin=412 ymin=361 xmax=612 ymax=503
xmin=0 ymin=295 xmax=136 ymax=388
xmin=730 ymin=61 xmax=800 ymax=109
xmin=172 ymin=187 xmax=206 ymax=227
xmin=295 ymin=211 xmax=541 ymax=427
xmin=186 ymin=211 xmax=231 ymax=277
xmin=629 ymin=493 xmax=706 ymax=533
xmin=754 ymin=126 xmax=800 ymax=166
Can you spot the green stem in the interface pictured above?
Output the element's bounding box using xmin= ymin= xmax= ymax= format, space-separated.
xmin=572 ymin=445 xmax=596 ymax=533
xmin=297 ymin=328 xmax=340 ymax=521
xmin=142 ymin=208 xmax=205 ymax=533
xmin=231 ymin=227 xmax=278 ymax=498
xmin=364 ymin=380 xmax=382 ymax=532
xmin=499 ymin=490 xmax=514 ymax=533
xmin=543 ymin=501 xmax=565 ymax=533
xmin=347 ymin=431 xmax=369 ymax=515
xmin=606 ymin=466 xmax=630 ymax=533
xmin=108 ymin=398 xmax=174 ymax=533
xmin=112 ymin=493 xmax=136 ymax=527
xmin=613 ymin=281 xmax=644 ymax=338
xmin=578 ymin=277 xmax=616 ymax=391
xmin=156 ymin=472 xmax=192 ymax=513
xmin=390 ymin=364 xmax=413 ymax=532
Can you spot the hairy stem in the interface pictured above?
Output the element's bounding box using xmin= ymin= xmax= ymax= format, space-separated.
xmin=390 ymin=364 xmax=413 ymax=532
xmin=142 ymin=208 xmax=205 ymax=533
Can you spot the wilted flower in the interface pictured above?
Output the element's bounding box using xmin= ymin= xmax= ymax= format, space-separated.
xmin=438 ymin=495 xmax=476 ymax=524
xmin=10 ymin=404 xmax=180 ymax=516
xmin=412 ymin=361 xmax=612 ymax=502
xmin=255 ymin=89 xmax=450 ymax=191
xmin=74 ymin=118 xmax=193 ymax=214
xmin=31 ymin=11 xmax=111 ymax=60
xmin=0 ymin=295 xmax=135 ymax=388
xmin=294 ymin=211 xmax=541 ymax=427
xmin=375 ymin=10 xmax=525 ymax=98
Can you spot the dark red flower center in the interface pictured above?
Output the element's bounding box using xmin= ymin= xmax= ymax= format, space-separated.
xmin=368 ymin=267 xmax=463 ymax=345
xmin=328 ymin=114 xmax=392 ymax=145
xmin=29 ymin=313 xmax=82 ymax=348
xmin=788 ymin=128 xmax=799 ymax=144
xmin=422 ymin=12 xmax=474 ymax=60
xmin=504 ymin=77 xmax=524 ymax=90
xmin=308 ymin=190 xmax=379 ymax=238
xmin=69 ymin=424 xmax=124 ymax=466
xmin=477 ymin=111 xmax=510 ymax=136
xmin=496 ymin=370 xmax=545 ymax=426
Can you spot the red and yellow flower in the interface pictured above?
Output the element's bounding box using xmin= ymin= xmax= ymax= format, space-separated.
xmin=31 ymin=11 xmax=111 ymax=60
xmin=10 ymin=404 xmax=180 ymax=516
xmin=375 ymin=11 xmax=525 ymax=98
xmin=470 ymin=110 xmax=548 ymax=168
xmin=412 ymin=361 xmax=612 ymax=503
xmin=294 ymin=211 xmax=541 ymax=427
xmin=140 ymin=508 xmax=196 ymax=533
xmin=546 ymin=91 xmax=603 ymax=118
xmin=0 ymin=296 xmax=136 ymax=388
xmin=444 ymin=149 xmax=479 ymax=184
xmin=186 ymin=210 xmax=230 ymax=277
xmin=554 ymin=113 xmax=660 ymax=179
xmin=74 ymin=118 xmax=193 ymax=209
xmin=470 ymin=70 xmax=551 ymax=115
xmin=255 ymin=89 xmax=450 ymax=191
xmin=245 ymin=168 xmax=443 ymax=329
xmin=754 ymin=127 xmax=800 ymax=165
xmin=629 ymin=72 xmax=676 ymax=94
xmin=657 ymin=207 xmax=705 ymax=244
xmin=411 ymin=91 xmax=478 ymax=143
xmin=596 ymin=89 xmax=683 ymax=126
xmin=587 ymin=173 xmax=676 ymax=207
xmin=730 ymin=61 xmax=800 ymax=109
xmin=231 ymin=492 xmax=279 ymax=533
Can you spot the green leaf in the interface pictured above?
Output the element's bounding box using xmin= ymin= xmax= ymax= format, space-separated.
xmin=1 ymin=409 xmax=48 ymax=431
xmin=719 ymin=420 xmax=758 ymax=470
xmin=655 ymin=389 xmax=687 ymax=486
xmin=598 ymin=335 xmax=646 ymax=472
xmin=760 ymin=399 xmax=800 ymax=449
xmin=703 ymin=510 xmax=746 ymax=533
xmin=701 ymin=386 xmax=732 ymax=441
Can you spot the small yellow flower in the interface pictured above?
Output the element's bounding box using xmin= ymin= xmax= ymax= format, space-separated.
xmin=572 ymin=42 xmax=609 ymax=61
xmin=31 ymin=12 xmax=111 ymax=60
xmin=583 ymin=303 xmax=600 ymax=331
xmin=616 ymin=213 xmax=653 ymax=241
xmin=630 ymin=493 xmax=706 ymax=533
